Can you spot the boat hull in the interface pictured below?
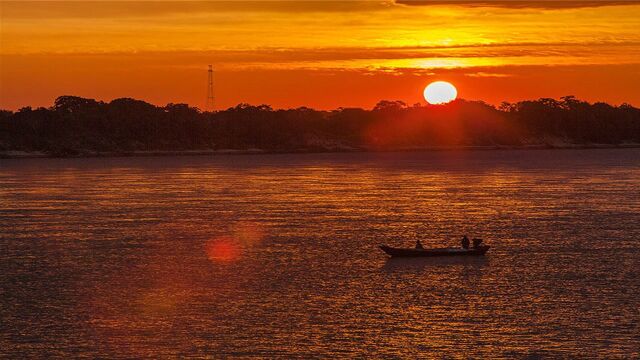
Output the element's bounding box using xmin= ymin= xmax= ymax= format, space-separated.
xmin=379 ymin=245 xmax=490 ymax=257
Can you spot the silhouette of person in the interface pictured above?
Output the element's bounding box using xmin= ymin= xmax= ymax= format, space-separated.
xmin=472 ymin=238 xmax=483 ymax=248
xmin=461 ymin=235 xmax=470 ymax=249
xmin=415 ymin=239 xmax=424 ymax=250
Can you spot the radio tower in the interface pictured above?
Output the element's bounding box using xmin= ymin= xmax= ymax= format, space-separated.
xmin=206 ymin=65 xmax=215 ymax=111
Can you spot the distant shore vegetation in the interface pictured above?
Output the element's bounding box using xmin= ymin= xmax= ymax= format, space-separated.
xmin=1 ymin=96 xmax=639 ymax=157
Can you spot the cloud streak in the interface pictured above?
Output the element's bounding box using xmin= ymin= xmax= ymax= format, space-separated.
xmin=395 ymin=0 xmax=640 ymax=9
xmin=4 ymin=42 xmax=638 ymax=70
xmin=0 ymin=1 xmax=392 ymax=19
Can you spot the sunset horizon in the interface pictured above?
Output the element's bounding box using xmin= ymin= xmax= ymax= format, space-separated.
xmin=2 ymin=1 xmax=640 ymax=358
xmin=2 ymin=1 xmax=640 ymax=111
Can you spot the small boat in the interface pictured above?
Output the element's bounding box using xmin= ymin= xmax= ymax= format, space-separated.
xmin=379 ymin=244 xmax=490 ymax=257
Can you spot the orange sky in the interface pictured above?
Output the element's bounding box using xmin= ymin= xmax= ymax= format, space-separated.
xmin=1 ymin=1 xmax=640 ymax=110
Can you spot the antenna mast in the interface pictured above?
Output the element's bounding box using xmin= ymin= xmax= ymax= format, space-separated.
xmin=206 ymin=65 xmax=215 ymax=111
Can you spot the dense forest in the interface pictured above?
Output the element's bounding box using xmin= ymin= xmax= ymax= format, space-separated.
xmin=1 ymin=96 xmax=639 ymax=157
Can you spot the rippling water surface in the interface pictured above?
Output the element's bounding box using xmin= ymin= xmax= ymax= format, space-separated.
xmin=1 ymin=149 xmax=639 ymax=358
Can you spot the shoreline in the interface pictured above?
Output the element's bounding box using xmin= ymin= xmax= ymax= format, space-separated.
xmin=2 ymin=143 xmax=640 ymax=159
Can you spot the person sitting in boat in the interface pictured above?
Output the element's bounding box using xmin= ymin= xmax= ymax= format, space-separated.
xmin=461 ymin=235 xmax=470 ymax=249
xmin=415 ymin=239 xmax=424 ymax=250
xmin=472 ymin=238 xmax=483 ymax=248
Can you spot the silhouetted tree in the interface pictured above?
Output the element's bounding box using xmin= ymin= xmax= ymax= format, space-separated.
xmin=0 ymin=95 xmax=638 ymax=156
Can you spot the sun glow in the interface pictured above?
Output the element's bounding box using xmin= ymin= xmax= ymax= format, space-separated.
xmin=423 ymin=81 xmax=458 ymax=105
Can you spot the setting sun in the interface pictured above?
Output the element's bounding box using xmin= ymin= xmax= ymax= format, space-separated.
xmin=424 ymin=81 xmax=458 ymax=105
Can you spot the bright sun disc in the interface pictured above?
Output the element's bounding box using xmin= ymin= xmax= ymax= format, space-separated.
xmin=424 ymin=81 xmax=457 ymax=105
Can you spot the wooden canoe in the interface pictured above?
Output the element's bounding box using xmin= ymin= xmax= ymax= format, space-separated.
xmin=379 ymin=244 xmax=490 ymax=257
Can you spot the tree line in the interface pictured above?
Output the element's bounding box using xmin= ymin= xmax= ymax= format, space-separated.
xmin=1 ymin=95 xmax=639 ymax=156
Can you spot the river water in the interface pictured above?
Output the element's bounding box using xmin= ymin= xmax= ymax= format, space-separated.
xmin=1 ymin=149 xmax=639 ymax=358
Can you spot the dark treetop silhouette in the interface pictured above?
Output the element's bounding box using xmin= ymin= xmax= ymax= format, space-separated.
xmin=1 ymin=96 xmax=639 ymax=157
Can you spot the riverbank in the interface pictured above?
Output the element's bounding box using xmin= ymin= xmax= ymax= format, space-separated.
xmin=2 ymin=143 xmax=640 ymax=159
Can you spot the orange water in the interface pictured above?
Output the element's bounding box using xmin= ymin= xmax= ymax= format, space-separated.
xmin=1 ymin=149 xmax=639 ymax=357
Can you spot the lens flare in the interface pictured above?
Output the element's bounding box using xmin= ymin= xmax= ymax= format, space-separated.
xmin=205 ymin=236 xmax=241 ymax=263
xmin=204 ymin=222 xmax=266 ymax=263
